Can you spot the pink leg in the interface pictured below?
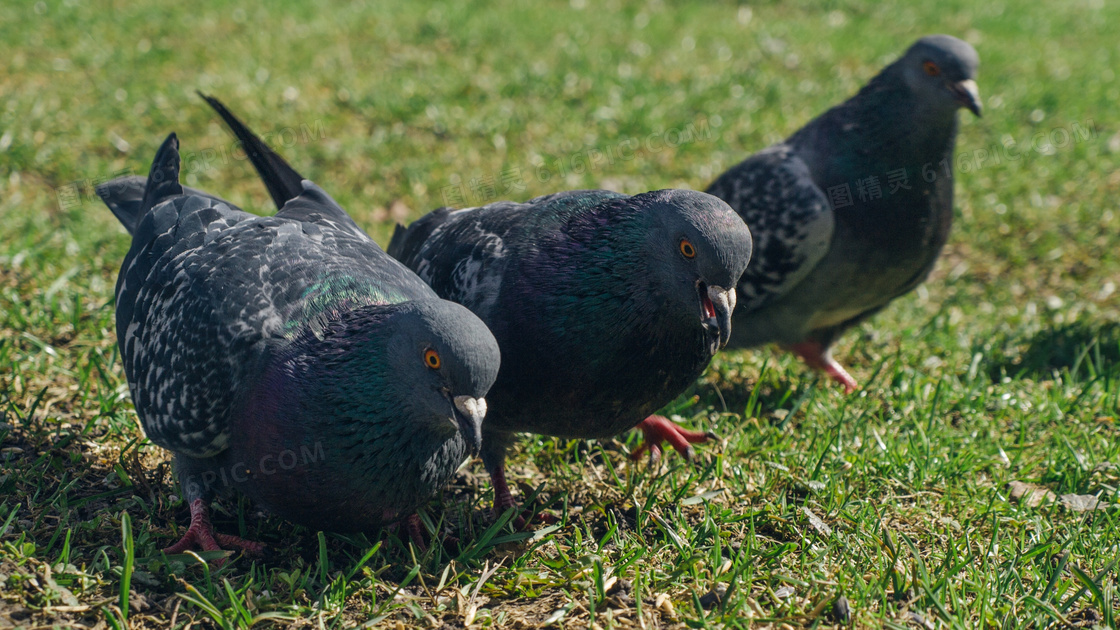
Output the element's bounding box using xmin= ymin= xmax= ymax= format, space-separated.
xmin=404 ymin=513 xmax=427 ymax=551
xmin=489 ymin=464 xmax=526 ymax=529
xmin=163 ymin=499 xmax=265 ymax=562
xmin=787 ymin=341 xmax=859 ymax=393
xmin=382 ymin=512 xmax=443 ymax=550
xmin=387 ymin=511 xmax=461 ymax=549
xmin=631 ymin=415 xmax=715 ymax=463
xmin=488 ymin=465 xmax=555 ymax=529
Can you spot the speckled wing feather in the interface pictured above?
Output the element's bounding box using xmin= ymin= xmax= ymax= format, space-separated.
xmin=111 ymin=135 xmax=433 ymax=460
xmin=388 ymin=191 xmax=625 ymax=322
xmin=705 ymin=144 xmax=833 ymax=311
xmin=388 ymin=203 xmax=520 ymax=322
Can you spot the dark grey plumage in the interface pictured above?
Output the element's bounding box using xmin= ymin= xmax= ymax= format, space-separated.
xmin=706 ymin=35 xmax=981 ymax=390
xmin=388 ymin=189 xmax=751 ymax=517
xmin=101 ymin=133 xmax=500 ymax=554
xmin=98 ymin=175 xmax=239 ymax=234
xmin=195 ymin=95 xmax=753 ymax=522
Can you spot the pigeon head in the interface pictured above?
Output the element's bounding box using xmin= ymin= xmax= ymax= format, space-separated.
xmin=291 ymin=299 xmax=500 ymax=455
xmin=632 ymin=189 xmax=753 ymax=354
xmin=899 ymin=35 xmax=982 ymax=117
xmin=383 ymin=299 xmax=500 ymax=453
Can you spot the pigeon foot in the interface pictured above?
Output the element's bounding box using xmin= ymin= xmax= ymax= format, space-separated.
xmin=489 ymin=465 xmax=555 ymax=529
xmin=403 ymin=513 xmax=428 ymax=551
xmin=631 ymin=414 xmax=715 ymax=463
xmin=163 ymin=498 xmax=265 ymax=562
xmin=382 ymin=512 xmax=461 ymax=552
xmin=787 ymin=341 xmax=859 ymax=393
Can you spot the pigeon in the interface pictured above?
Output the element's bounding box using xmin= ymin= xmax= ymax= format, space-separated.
xmin=99 ymin=133 xmax=500 ymax=556
xmin=195 ymin=95 xmax=752 ymax=522
xmin=706 ymin=34 xmax=981 ymax=392
xmin=387 ymin=189 xmax=752 ymax=519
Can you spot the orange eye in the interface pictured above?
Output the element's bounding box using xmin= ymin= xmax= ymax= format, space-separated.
xmin=923 ymin=61 xmax=941 ymax=76
xmin=679 ymin=238 xmax=696 ymax=259
xmin=423 ymin=348 xmax=441 ymax=370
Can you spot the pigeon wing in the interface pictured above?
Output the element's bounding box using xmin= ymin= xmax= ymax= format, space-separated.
xmin=390 ymin=203 xmax=528 ymax=322
xmin=706 ymin=145 xmax=834 ymax=311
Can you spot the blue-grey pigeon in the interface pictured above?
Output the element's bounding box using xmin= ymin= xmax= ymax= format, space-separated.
xmin=706 ymin=34 xmax=980 ymax=391
xmin=99 ymin=133 xmax=500 ymax=555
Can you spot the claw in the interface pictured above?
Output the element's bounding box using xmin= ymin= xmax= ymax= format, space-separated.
xmin=489 ymin=465 xmax=555 ymax=529
xmin=787 ymin=341 xmax=859 ymax=393
xmin=404 ymin=513 xmax=427 ymax=551
xmin=383 ymin=513 xmax=461 ymax=551
xmin=631 ymin=415 xmax=715 ymax=463
xmin=163 ymin=499 xmax=264 ymax=565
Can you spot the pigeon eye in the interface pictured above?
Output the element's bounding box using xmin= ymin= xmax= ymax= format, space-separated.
xmin=423 ymin=348 xmax=442 ymax=370
xmin=923 ymin=61 xmax=941 ymax=76
xmin=679 ymin=238 xmax=697 ymax=259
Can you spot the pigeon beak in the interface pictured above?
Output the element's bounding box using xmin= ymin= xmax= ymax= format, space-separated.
xmin=950 ymin=79 xmax=982 ymax=117
xmin=700 ymin=284 xmax=736 ymax=352
xmin=452 ymin=395 xmax=486 ymax=454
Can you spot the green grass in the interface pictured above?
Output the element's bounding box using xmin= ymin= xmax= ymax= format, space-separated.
xmin=2 ymin=0 xmax=1119 ymax=627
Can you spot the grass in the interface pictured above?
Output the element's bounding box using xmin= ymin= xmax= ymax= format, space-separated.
xmin=1 ymin=0 xmax=1119 ymax=627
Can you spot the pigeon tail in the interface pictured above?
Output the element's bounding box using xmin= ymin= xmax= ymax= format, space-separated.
xmin=198 ymin=92 xmax=306 ymax=210
xmin=98 ymin=176 xmax=241 ymax=235
xmin=200 ymin=96 xmax=366 ymax=232
xmin=96 ymin=175 xmax=153 ymax=235
xmin=137 ymin=133 xmax=185 ymax=219
xmin=386 ymin=207 xmax=454 ymax=264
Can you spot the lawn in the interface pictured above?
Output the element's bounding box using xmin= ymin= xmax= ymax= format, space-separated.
xmin=1 ymin=0 xmax=1118 ymax=628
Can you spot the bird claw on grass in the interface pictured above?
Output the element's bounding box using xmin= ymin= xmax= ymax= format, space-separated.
xmin=787 ymin=341 xmax=860 ymax=394
xmin=163 ymin=499 xmax=264 ymax=565
xmin=381 ymin=513 xmax=463 ymax=552
xmin=493 ymin=505 xmax=558 ymax=531
xmin=631 ymin=414 xmax=716 ymax=464
xmin=490 ymin=466 xmax=557 ymax=530
xmin=403 ymin=513 xmax=427 ymax=551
